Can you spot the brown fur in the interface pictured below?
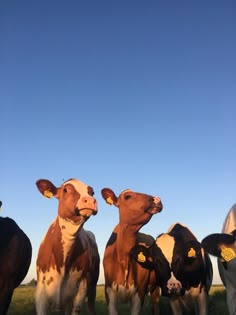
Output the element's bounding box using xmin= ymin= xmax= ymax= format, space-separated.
xmin=101 ymin=188 xmax=163 ymax=315
xmin=35 ymin=179 xmax=99 ymax=315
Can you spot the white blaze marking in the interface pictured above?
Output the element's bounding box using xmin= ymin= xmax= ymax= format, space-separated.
xmin=156 ymin=233 xmax=183 ymax=292
xmin=63 ymin=179 xmax=89 ymax=196
xmin=156 ymin=233 xmax=175 ymax=264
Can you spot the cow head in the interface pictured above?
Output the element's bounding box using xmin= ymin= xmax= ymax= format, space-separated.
xmin=134 ymin=223 xmax=206 ymax=297
xmin=201 ymin=204 xmax=236 ymax=267
xmin=201 ymin=233 xmax=236 ymax=265
xmin=36 ymin=178 xmax=97 ymax=225
xmin=131 ymin=242 xmax=171 ymax=290
xmin=101 ymin=188 xmax=162 ymax=228
xmin=157 ymin=224 xmax=206 ymax=296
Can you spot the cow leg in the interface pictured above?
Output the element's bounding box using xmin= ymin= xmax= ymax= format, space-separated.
xmin=196 ymin=290 xmax=208 ymax=315
xmin=169 ymin=298 xmax=183 ymax=315
xmin=0 ymin=290 xmax=13 ymax=315
xmin=71 ymin=279 xmax=87 ymax=315
xmin=106 ymin=286 xmax=118 ymax=315
xmin=130 ymin=292 xmax=142 ymax=315
xmin=87 ymin=285 xmax=97 ymax=315
xmin=35 ymin=287 xmax=49 ymax=315
xmin=226 ymin=290 xmax=236 ymax=315
xmin=150 ymin=287 xmax=161 ymax=315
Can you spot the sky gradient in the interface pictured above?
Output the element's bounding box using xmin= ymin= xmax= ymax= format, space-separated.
xmin=1 ymin=0 xmax=236 ymax=284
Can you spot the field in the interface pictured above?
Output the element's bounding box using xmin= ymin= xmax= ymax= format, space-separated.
xmin=8 ymin=284 xmax=229 ymax=315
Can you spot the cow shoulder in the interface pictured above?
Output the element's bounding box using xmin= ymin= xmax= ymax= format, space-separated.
xmin=65 ymin=229 xmax=99 ymax=275
xmin=37 ymin=218 xmax=63 ymax=273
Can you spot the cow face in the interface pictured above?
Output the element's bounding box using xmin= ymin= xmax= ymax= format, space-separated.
xmin=36 ymin=178 xmax=97 ymax=224
xmin=101 ymin=188 xmax=162 ymax=227
xmin=134 ymin=223 xmax=207 ymax=297
xmin=156 ymin=224 xmax=205 ymax=297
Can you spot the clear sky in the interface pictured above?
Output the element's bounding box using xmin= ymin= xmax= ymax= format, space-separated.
xmin=1 ymin=0 xmax=235 ymax=285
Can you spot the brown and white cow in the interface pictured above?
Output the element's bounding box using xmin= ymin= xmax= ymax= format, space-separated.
xmin=35 ymin=179 xmax=100 ymax=315
xmin=101 ymin=187 xmax=163 ymax=315
xmin=201 ymin=204 xmax=236 ymax=315
xmin=133 ymin=223 xmax=213 ymax=315
xmin=0 ymin=201 xmax=32 ymax=315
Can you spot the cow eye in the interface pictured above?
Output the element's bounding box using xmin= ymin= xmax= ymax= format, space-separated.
xmin=63 ymin=188 xmax=67 ymax=193
xmin=124 ymin=194 xmax=131 ymax=200
xmin=88 ymin=186 xmax=94 ymax=196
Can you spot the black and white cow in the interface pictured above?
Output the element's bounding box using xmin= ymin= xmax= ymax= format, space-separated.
xmin=201 ymin=204 xmax=236 ymax=315
xmin=132 ymin=223 xmax=213 ymax=315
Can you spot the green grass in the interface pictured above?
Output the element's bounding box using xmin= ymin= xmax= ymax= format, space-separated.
xmin=8 ymin=284 xmax=228 ymax=315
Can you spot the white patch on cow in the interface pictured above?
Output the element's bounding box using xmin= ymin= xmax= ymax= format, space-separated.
xmin=130 ymin=291 xmax=142 ymax=315
xmin=36 ymin=267 xmax=63 ymax=310
xmin=156 ymin=233 xmax=183 ymax=294
xmin=167 ymin=272 xmax=182 ymax=293
xmin=222 ymin=204 xmax=236 ymax=234
xmin=106 ymin=286 xmax=118 ymax=315
xmin=59 ymin=216 xmax=87 ymax=261
xmin=156 ymin=233 xmax=175 ymax=264
xmin=63 ymin=179 xmax=89 ymax=196
xmin=64 ymin=179 xmax=97 ymax=213
xmin=108 ymin=282 xmax=137 ymax=304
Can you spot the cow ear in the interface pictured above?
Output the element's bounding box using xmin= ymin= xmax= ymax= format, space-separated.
xmin=36 ymin=179 xmax=57 ymax=199
xmin=130 ymin=245 xmax=154 ymax=270
xmin=201 ymin=233 xmax=235 ymax=258
xmin=101 ymin=188 xmax=118 ymax=206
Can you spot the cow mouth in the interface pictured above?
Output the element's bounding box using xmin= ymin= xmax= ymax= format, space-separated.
xmin=75 ymin=207 xmax=97 ymax=217
xmin=145 ymin=204 xmax=163 ymax=215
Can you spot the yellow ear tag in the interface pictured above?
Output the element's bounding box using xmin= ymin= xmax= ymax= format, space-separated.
xmin=106 ymin=196 xmax=113 ymax=205
xmin=44 ymin=190 xmax=53 ymax=198
xmin=221 ymin=245 xmax=236 ymax=262
xmin=188 ymin=248 xmax=196 ymax=258
xmin=137 ymin=252 xmax=146 ymax=263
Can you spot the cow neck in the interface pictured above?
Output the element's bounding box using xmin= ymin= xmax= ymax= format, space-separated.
xmin=58 ymin=216 xmax=85 ymax=261
xmin=116 ymin=222 xmax=141 ymax=272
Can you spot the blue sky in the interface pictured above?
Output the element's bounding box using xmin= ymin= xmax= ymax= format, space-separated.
xmin=1 ymin=0 xmax=235 ymax=285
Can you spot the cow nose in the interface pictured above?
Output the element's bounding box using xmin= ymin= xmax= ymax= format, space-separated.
xmin=167 ymin=282 xmax=181 ymax=295
xmin=80 ymin=196 xmax=97 ymax=211
xmin=152 ymin=197 xmax=163 ymax=209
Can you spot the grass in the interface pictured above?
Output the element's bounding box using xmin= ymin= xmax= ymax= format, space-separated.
xmin=7 ymin=284 xmax=229 ymax=315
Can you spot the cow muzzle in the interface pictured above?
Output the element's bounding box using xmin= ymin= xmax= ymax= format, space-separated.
xmin=145 ymin=198 xmax=163 ymax=215
xmin=166 ymin=280 xmax=182 ymax=296
xmin=75 ymin=196 xmax=98 ymax=218
xmin=74 ymin=207 xmax=97 ymax=219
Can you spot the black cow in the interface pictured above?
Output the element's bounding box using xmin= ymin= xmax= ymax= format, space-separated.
xmin=132 ymin=223 xmax=213 ymax=315
xmin=0 ymin=201 xmax=32 ymax=315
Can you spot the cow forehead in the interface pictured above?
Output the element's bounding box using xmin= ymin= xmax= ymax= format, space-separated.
xmin=156 ymin=234 xmax=175 ymax=263
xmin=63 ymin=179 xmax=90 ymax=195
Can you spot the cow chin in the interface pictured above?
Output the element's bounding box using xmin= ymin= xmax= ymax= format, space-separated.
xmin=146 ymin=206 xmax=162 ymax=215
xmin=78 ymin=208 xmax=97 ymax=218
